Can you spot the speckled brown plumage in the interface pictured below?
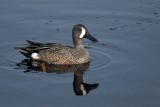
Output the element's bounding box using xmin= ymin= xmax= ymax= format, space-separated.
xmin=38 ymin=44 xmax=89 ymax=64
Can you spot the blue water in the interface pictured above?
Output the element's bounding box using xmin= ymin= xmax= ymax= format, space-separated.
xmin=0 ymin=0 xmax=160 ymax=107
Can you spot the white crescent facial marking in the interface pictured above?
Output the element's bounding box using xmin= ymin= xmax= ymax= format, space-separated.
xmin=79 ymin=27 xmax=86 ymax=38
xmin=80 ymin=84 xmax=87 ymax=95
xmin=31 ymin=53 xmax=40 ymax=60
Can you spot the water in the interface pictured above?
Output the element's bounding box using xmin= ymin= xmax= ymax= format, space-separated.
xmin=0 ymin=0 xmax=160 ymax=107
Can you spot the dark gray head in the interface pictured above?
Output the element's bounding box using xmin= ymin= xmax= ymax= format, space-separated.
xmin=72 ymin=24 xmax=98 ymax=47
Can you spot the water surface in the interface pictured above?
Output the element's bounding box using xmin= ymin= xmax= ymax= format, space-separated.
xmin=0 ymin=0 xmax=160 ymax=107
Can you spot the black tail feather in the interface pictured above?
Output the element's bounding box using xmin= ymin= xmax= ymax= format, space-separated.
xmin=26 ymin=40 xmax=43 ymax=46
xmin=15 ymin=47 xmax=31 ymax=57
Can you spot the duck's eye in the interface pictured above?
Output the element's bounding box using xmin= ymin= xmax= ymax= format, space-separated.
xmin=78 ymin=28 xmax=82 ymax=31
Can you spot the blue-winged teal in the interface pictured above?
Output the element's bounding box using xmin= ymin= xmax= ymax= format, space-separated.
xmin=15 ymin=24 xmax=98 ymax=64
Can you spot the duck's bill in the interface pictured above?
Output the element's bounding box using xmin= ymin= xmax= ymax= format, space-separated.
xmin=85 ymin=34 xmax=98 ymax=42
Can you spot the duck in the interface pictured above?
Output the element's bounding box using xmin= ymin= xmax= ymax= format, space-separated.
xmin=15 ymin=24 xmax=98 ymax=64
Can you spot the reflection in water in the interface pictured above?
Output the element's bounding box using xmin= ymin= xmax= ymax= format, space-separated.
xmin=17 ymin=59 xmax=99 ymax=96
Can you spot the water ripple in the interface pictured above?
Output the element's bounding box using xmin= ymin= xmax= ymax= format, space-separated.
xmin=87 ymin=44 xmax=112 ymax=71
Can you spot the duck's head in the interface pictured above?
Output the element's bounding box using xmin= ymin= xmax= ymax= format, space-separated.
xmin=72 ymin=24 xmax=98 ymax=47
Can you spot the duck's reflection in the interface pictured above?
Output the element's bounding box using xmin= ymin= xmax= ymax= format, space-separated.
xmin=17 ymin=59 xmax=99 ymax=96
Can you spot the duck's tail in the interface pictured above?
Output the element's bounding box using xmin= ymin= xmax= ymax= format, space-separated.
xmin=15 ymin=47 xmax=32 ymax=58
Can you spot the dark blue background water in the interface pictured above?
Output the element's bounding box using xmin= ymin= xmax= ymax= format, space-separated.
xmin=0 ymin=0 xmax=160 ymax=107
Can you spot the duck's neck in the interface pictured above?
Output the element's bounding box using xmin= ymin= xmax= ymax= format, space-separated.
xmin=73 ymin=37 xmax=84 ymax=48
xmin=74 ymin=44 xmax=84 ymax=49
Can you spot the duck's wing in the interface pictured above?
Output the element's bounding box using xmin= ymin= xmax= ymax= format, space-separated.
xmin=26 ymin=40 xmax=57 ymax=47
xmin=15 ymin=40 xmax=72 ymax=58
xmin=15 ymin=46 xmax=50 ymax=57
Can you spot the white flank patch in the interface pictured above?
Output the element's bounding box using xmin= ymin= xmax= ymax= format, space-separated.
xmin=79 ymin=27 xmax=86 ymax=38
xmin=31 ymin=53 xmax=40 ymax=60
xmin=80 ymin=84 xmax=87 ymax=95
